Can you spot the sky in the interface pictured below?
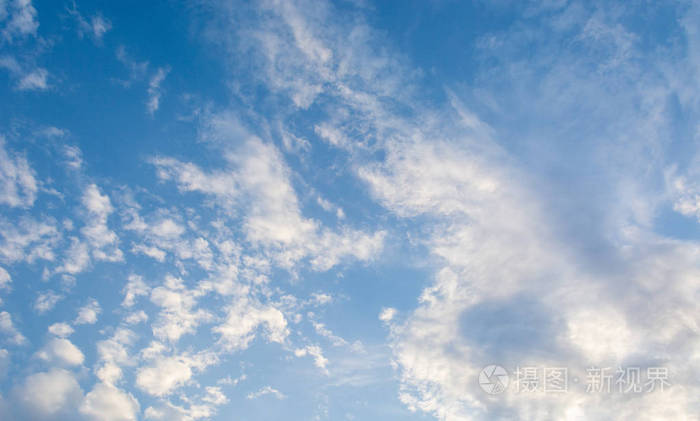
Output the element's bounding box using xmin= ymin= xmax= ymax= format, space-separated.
xmin=0 ymin=0 xmax=699 ymax=420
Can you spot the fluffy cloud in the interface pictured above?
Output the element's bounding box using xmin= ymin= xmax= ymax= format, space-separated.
xmin=153 ymin=133 xmax=384 ymax=270
xmin=0 ymin=266 xmax=10 ymax=290
xmin=204 ymin=1 xmax=700 ymax=419
xmin=0 ymin=137 xmax=38 ymax=208
xmin=13 ymin=369 xmax=83 ymax=419
xmin=0 ymin=311 xmax=26 ymax=345
xmin=36 ymin=338 xmax=85 ymax=366
xmin=94 ymin=328 xmax=137 ymax=385
xmin=136 ymin=353 xmax=215 ymax=397
xmin=668 ymin=171 xmax=700 ymax=223
xmin=149 ymin=275 xmax=212 ymax=343
xmin=122 ymin=274 xmax=150 ymax=307
xmin=213 ymin=297 xmax=288 ymax=351
xmin=0 ymin=216 xmax=60 ymax=264
xmin=48 ymin=322 xmax=74 ymax=338
xmin=80 ymin=383 xmax=140 ymax=421
xmin=74 ymin=298 xmax=101 ymax=325
xmin=81 ymin=184 xmax=122 ymax=260
xmin=34 ymin=290 xmax=63 ymax=314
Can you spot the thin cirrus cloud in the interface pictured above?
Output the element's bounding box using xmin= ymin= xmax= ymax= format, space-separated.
xmin=0 ymin=1 xmax=698 ymax=421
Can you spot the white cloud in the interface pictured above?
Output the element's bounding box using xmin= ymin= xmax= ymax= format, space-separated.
xmin=34 ymin=290 xmax=62 ymax=314
xmin=0 ymin=216 xmax=59 ymax=264
xmin=294 ymin=345 xmax=328 ymax=374
xmin=314 ymin=123 xmax=349 ymax=148
xmin=14 ymin=369 xmax=83 ymax=419
xmin=0 ymin=348 xmax=8 ymax=379
xmin=74 ymin=298 xmax=101 ymax=325
xmin=144 ymin=403 xmax=190 ymax=421
xmin=80 ymin=383 xmax=140 ymax=421
xmin=153 ymin=133 xmax=385 ymax=270
xmin=83 ymin=182 xmax=114 ymax=218
xmin=213 ymin=297 xmax=288 ymax=351
xmin=132 ymin=244 xmax=167 ymax=261
xmin=57 ymin=236 xmax=90 ymax=274
xmin=79 ymin=184 xmax=123 ymax=264
xmin=124 ymin=310 xmax=148 ymax=325
xmin=201 ymin=1 xmax=700 ymax=418
xmin=62 ymin=145 xmax=83 ymax=169
xmin=151 ymin=218 xmax=185 ymax=238
xmin=89 ymin=15 xmax=111 ymax=39
xmin=68 ymin=3 xmax=111 ymax=42
xmin=17 ymin=67 xmax=48 ymax=90
xmin=136 ymin=353 xmax=214 ymax=397
xmin=201 ymin=386 xmax=228 ymax=405
xmin=378 ymin=307 xmax=396 ymax=322
xmin=0 ymin=136 xmax=38 ymax=208
xmin=668 ymin=172 xmax=700 ymax=223
xmin=147 ymin=67 xmax=169 ymax=115
xmin=0 ymin=311 xmax=26 ymax=345
xmin=149 ymin=275 xmax=211 ymax=342
xmin=122 ymin=274 xmax=150 ymax=307
xmin=94 ymin=328 xmax=137 ymax=386
xmin=0 ymin=56 xmax=49 ymax=91
xmin=38 ymin=126 xmax=66 ymax=138
xmin=36 ymin=337 xmax=85 ymax=366
xmin=48 ymin=322 xmax=74 ymax=338
xmin=246 ymin=385 xmax=286 ymax=400
xmin=115 ymin=45 xmax=149 ymax=85
xmin=0 ymin=266 xmax=10 ymax=290
xmin=2 ymin=0 xmax=38 ymax=41
xmin=142 ymin=382 xmax=229 ymax=421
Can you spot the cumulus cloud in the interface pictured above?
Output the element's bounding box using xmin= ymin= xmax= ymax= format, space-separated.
xmin=122 ymin=274 xmax=150 ymax=307
xmin=34 ymin=290 xmax=63 ymax=314
xmin=213 ymin=297 xmax=288 ymax=351
xmin=36 ymin=337 xmax=85 ymax=366
xmin=149 ymin=275 xmax=212 ymax=343
xmin=0 ymin=137 xmax=38 ymax=208
xmin=0 ymin=311 xmax=26 ymax=345
xmin=94 ymin=328 xmax=137 ymax=386
xmin=152 ymin=132 xmax=385 ymax=270
xmin=17 ymin=67 xmax=48 ymax=90
xmin=13 ymin=369 xmax=83 ymax=419
xmin=124 ymin=310 xmax=148 ymax=325
xmin=72 ymin=183 xmax=123 ymax=267
xmin=136 ymin=352 xmax=215 ymax=397
xmin=48 ymin=322 xmax=74 ymax=338
xmin=0 ymin=266 xmax=10 ymax=290
xmin=74 ymin=298 xmax=101 ymax=325
xmin=0 ymin=216 xmax=60 ymax=264
xmin=80 ymin=383 xmax=140 ymax=421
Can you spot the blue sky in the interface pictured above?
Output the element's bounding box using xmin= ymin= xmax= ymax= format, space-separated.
xmin=0 ymin=1 xmax=699 ymax=420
